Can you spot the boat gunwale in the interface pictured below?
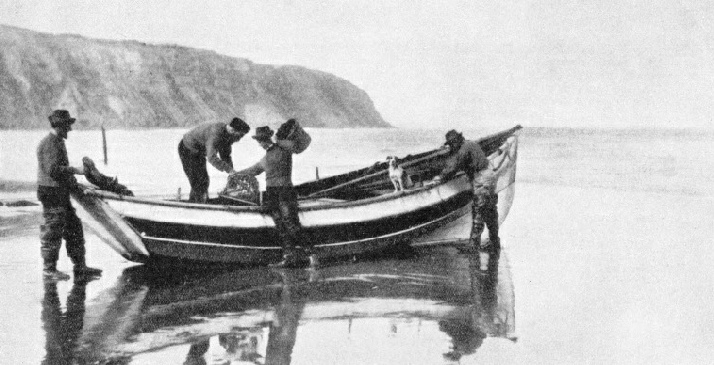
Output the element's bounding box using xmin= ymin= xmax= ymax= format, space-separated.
xmin=86 ymin=175 xmax=468 ymax=212
xmin=84 ymin=125 xmax=521 ymax=213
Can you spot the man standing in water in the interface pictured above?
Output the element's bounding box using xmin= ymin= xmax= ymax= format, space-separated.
xmin=235 ymin=123 xmax=313 ymax=268
xmin=178 ymin=117 xmax=250 ymax=202
xmin=435 ymin=130 xmax=500 ymax=250
xmin=37 ymin=110 xmax=102 ymax=281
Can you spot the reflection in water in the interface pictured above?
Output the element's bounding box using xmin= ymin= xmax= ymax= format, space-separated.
xmin=183 ymin=340 xmax=209 ymax=365
xmin=41 ymin=277 xmax=93 ymax=365
xmin=74 ymin=245 xmax=516 ymax=364
xmin=439 ymin=246 xmax=513 ymax=361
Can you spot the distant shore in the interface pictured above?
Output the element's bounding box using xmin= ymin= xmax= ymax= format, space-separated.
xmin=0 ymin=180 xmax=38 ymax=206
xmin=0 ymin=179 xmax=36 ymax=191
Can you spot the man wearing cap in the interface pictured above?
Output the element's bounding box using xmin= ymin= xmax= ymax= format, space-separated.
xmin=235 ymin=124 xmax=313 ymax=268
xmin=179 ymin=118 xmax=250 ymax=202
xmin=37 ymin=110 xmax=103 ymax=281
xmin=434 ymin=130 xmax=500 ymax=250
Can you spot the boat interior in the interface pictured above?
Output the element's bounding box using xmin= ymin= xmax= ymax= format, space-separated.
xmin=205 ymin=126 xmax=521 ymax=207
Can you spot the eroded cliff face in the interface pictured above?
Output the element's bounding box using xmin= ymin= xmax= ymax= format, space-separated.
xmin=0 ymin=25 xmax=389 ymax=129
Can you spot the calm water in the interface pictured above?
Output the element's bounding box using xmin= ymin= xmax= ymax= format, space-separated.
xmin=1 ymin=127 xmax=714 ymax=364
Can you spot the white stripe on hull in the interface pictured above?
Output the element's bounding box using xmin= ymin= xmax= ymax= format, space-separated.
xmin=104 ymin=177 xmax=472 ymax=229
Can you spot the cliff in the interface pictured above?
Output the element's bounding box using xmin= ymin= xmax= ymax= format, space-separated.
xmin=0 ymin=25 xmax=389 ymax=129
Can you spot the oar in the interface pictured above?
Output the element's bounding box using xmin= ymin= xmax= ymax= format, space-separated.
xmin=303 ymin=125 xmax=522 ymax=200
xmin=304 ymin=147 xmax=450 ymax=199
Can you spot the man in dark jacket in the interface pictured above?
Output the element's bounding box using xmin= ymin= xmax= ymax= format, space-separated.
xmin=235 ymin=124 xmax=313 ymax=268
xmin=179 ymin=118 xmax=250 ymax=202
xmin=37 ymin=110 xmax=102 ymax=281
xmin=435 ymin=130 xmax=500 ymax=249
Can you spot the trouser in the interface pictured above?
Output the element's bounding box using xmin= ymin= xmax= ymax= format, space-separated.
xmin=263 ymin=187 xmax=304 ymax=253
xmin=178 ymin=141 xmax=209 ymax=202
xmin=471 ymin=184 xmax=499 ymax=246
xmin=37 ymin=187 xmax=86 ymax=270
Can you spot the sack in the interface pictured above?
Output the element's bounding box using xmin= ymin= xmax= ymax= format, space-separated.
xmin=219 ymin=174 xmax=260 ymax=205
xmin=278 ymin=119 xmax=311 ymax=154
xmin=290 ymin=122 xmax=311 ymax=154
xmin=82 ymin=157 xmax=134 ymax=196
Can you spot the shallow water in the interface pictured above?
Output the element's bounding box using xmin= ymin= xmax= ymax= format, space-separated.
xmin=1 ymin=127 xmax=714 ymax=364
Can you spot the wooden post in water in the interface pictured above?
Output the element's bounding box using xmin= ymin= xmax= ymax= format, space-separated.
xmin=101 ymin=125 xmax=108 ymax=165
xmin=315 ymin=167 xmax=320 ymax=180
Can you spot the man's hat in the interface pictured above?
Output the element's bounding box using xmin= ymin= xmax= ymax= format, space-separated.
xmin=48 ymin=110 xmax=76 ymax=128
xmin=229 ymin=117 xmax=250 ymax=133
xmin=252 ymin=126 xmax=274 ymax=142
xmin=444 ymin=129 xmax=464 ymax=145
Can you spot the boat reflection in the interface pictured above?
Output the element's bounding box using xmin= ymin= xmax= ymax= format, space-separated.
xmin=64 ymin=245 xmax=516 ymax=364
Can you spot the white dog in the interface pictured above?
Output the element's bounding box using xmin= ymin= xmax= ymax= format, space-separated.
xmin=387 ymin=156 xmax=408 ymax=191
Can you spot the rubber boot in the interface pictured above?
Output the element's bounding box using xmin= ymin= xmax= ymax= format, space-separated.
xmin=304 ymin=248 xmax=319 ymax=269
xmin=74 ymin=265 xmax=102 ymax=277
xmin=43 ymin=262 xmax=70 ymax=281
xmin=269 ymin=249 xmax=300 ymax=269
xmin=42 ymin=246 xmax=70 ymax=281
xmin=269 ymin=254 xmax=297 ymax=269
xmin=72 ymin=257 xmax=102 ymax=277
xmin=270 ymin=248 xmax=309 ymax=269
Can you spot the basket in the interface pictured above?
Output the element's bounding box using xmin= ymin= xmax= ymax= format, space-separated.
xmin=219 ymin=174 xmax=260 ymax=205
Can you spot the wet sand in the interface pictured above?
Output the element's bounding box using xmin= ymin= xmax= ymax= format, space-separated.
xmin=1 ymin=182 xmax=713 ymax=364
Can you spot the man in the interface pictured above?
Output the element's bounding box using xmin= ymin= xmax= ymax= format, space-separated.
xmin=179 ymin=117 xmax=250 ymax=202
xmin=37 ymin=110 xmax=102 ymax=281
xmin=435 ymin=130 xmax=500 ymax=249
xmin=235 ymin=125 xmax=312 ymax=268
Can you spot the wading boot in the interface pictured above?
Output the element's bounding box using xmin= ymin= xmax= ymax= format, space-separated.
xmin=481 ymin=237 xmax=500 ymax=251
xmin=269 ymin=252 xmax=300 ymax=269
xmin=43 ymin=269 xmax=71 ymax=281
xmin=308 ymin=253 xmax=319 ymax=269
xmin=42 ymin=253 xmax=70 ymax=281
xmin=74 ymin=265 xmax=103 ymax=277
xmin=303 ymin=247 xmax=319 ymax=270
xmin=43 ymin=263 xmax=70 ymax=281
xmin=270 ymin=248 xmax=310 ymax=269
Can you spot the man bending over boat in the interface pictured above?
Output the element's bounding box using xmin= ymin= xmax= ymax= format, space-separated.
xmin=179 ymin=118 xmax=250 ymax=202
xmin=435 ymin=130 xmax=500 ymax=250
xmin=37 ymin=110 xmax=103 ymax=281
xmin=235 ymin=122 xmax=314 ymax=268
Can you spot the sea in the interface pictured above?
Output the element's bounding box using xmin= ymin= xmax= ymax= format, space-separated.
xmin=1 ymin=126 xmax=713 ymax=364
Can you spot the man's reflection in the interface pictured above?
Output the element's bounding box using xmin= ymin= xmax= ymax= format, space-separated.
xmin=183 ymin=339 xmax=209 ymax=365
xmin=264 ymin=269 xmax=306 ymax=365
xmin=440 ymin=245 xmax=502 ymax=361
xmin=180 ymin=269 xmax=308 ymax=365
xmin=41 ymin=277 xmax=93 ymax=365
xmin=218 ymin=332 xmax=264 ymax=363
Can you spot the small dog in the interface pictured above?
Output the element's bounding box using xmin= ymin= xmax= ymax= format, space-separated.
xmin=387 ymin=156 xmax=408 ymax=191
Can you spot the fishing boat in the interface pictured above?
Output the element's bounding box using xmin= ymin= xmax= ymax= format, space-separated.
xmin=72 ymin=125 xmax=521 ymax=265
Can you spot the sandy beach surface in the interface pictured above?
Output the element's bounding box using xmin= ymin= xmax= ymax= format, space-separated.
xmin=2 ymin=181 xmax=713 ymax=364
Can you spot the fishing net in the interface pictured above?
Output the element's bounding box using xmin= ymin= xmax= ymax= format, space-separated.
xmin=219 ymin=174 xmax=260 ymax=205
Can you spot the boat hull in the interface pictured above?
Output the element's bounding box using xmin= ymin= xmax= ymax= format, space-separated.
xmin=127 ymin=182 xmax=474 ymax=265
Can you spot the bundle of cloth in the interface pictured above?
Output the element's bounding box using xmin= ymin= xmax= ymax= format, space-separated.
xmin=82 ymin=157 xmax=134 ymax=196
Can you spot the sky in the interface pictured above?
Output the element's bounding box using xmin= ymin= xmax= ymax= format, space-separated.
xmin=1 ymin=0 xmax=713 ymax=129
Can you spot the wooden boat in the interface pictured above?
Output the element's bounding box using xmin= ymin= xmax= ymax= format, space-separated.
xmin=72 ymin=125 xmax=521 ymax=265
xmin=76 ymin=246 xmax=515 ymax=363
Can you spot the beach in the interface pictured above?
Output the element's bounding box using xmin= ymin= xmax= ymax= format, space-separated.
xmin=1 ymin=127 xmax=713 ymax=364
